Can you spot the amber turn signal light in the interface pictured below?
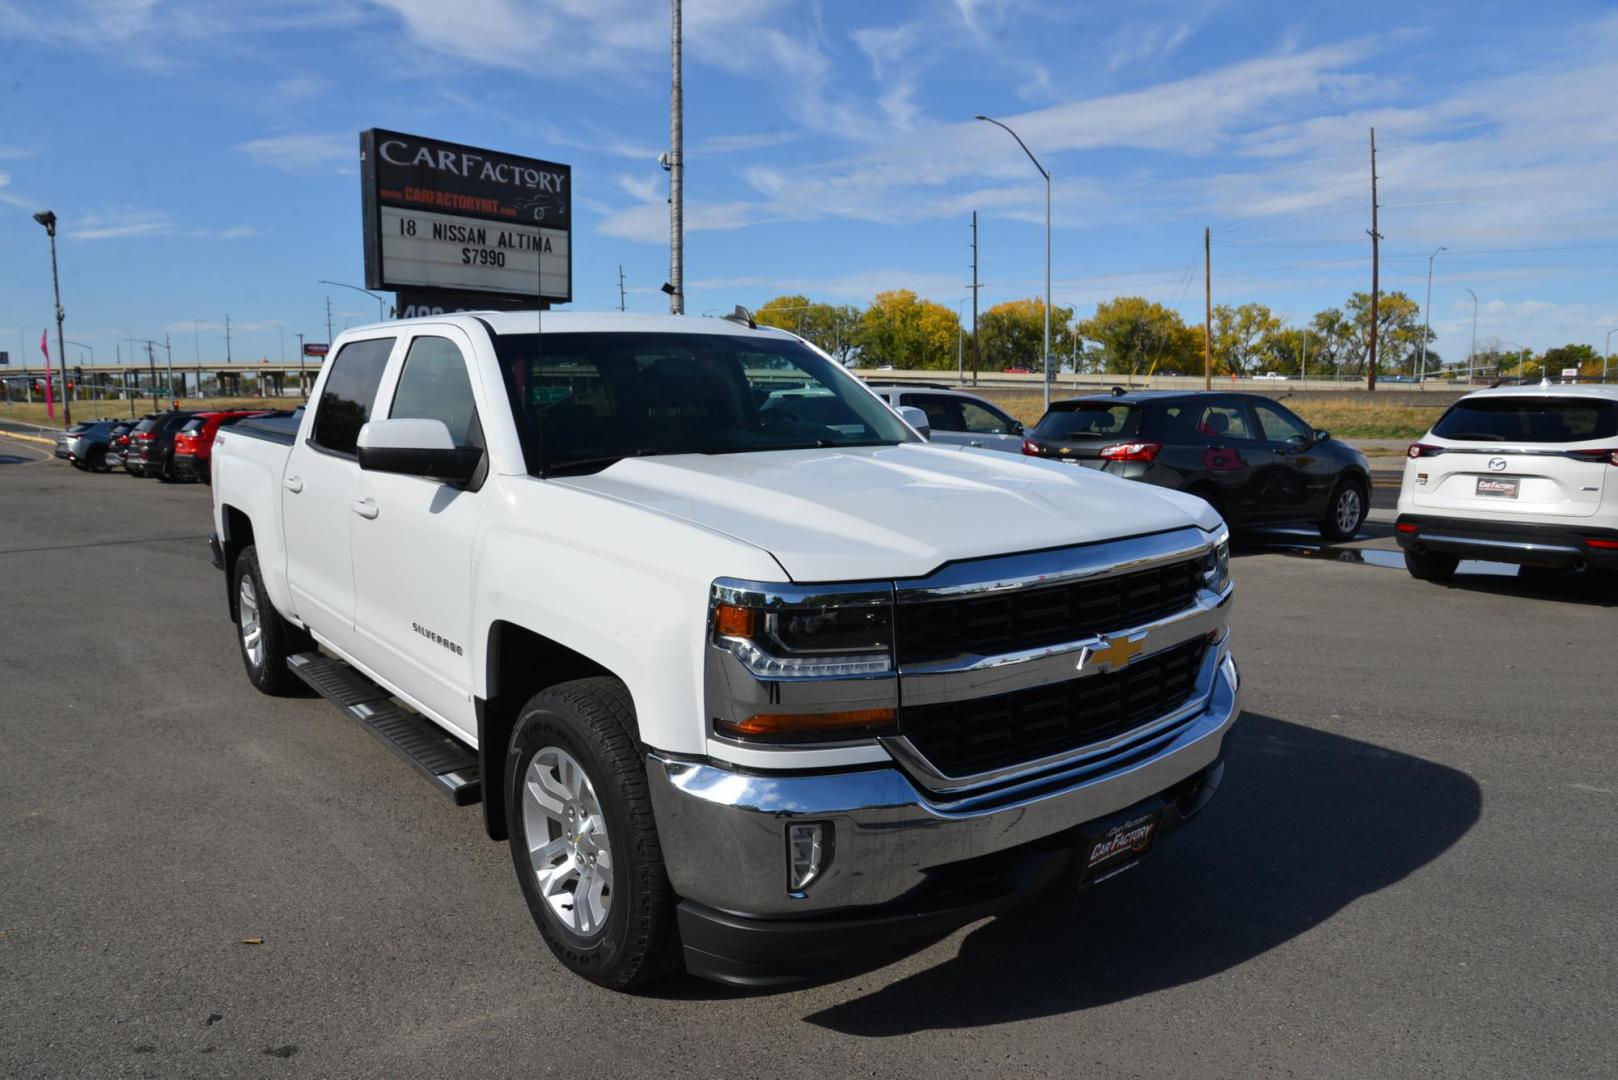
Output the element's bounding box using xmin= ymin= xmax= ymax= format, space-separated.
xmin=715 ymin=708 xmax=897 ymax=743
xmin=712 ymin=603 xmax=758 ymax=639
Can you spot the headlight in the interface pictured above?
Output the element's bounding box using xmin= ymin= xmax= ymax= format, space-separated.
xmin=709 ymin=582 xmax=897 ymax=743
xmin=1203 ymin=529 xmax=1231 ymax=593
xmin=711 ymin=592 xmax=893 ymax=678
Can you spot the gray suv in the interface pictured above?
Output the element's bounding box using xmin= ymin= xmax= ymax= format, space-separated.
xmin=866 ymin=383 xmax=1025 ymax=453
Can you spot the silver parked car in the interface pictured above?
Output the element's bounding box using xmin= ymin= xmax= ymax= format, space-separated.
xmin=866 ymin=382 xmax=1026 ymax=453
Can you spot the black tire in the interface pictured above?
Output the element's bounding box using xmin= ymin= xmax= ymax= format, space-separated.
xmin=1404 ymin=547 xmax=1459 ymax=582
xmin=1319 ymin=478 xmax=1368 ymax=542
xmin=232 ymin=545 xmax=313 ymax=695
xmin=157 ymin=454 xmax=176 ymax=482
xmin=89 ymin=447 xmax=113 ymax=473
xmin=507 ymin=678 xmax=681 ymax=990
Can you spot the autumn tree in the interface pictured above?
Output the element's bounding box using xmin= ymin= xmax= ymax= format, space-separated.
xmin=1077 ymin=297 xmax=1201 ymax=377
xmin=854 ymin=290 xmax=962 ymax=370
xmin=1538 ymin=343 xmax=1602 ymax=381
xmin=1211 ymin=303 xmax=1283 ymax=375
xmin=977 ymin=298 xmax=1076 ymax=372
xmin=755 ymin=295 xmax=863 ymax=363
xmin=1342 ymin=291 xmax=1432 ymax=376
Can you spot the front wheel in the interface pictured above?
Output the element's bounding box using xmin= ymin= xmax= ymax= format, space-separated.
xmin=1320 ymin=479 xmax=1367 ymax=542
xmin=1404 ymin=547 xmax=1459 ymax=582
xmin=507 ymin=678 xmax=681 ymax=989
xmin=232 ymin=545 xmax=312 ymax=695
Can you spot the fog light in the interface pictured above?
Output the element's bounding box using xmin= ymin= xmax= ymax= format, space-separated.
xmin=787 ymin=823 xmax=827 ymax=892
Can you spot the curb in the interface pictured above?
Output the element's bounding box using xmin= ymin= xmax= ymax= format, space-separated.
xmin=0 ymin=430 xmax=57 ymax=447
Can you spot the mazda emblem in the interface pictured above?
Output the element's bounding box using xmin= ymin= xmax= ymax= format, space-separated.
xmin=1488 ymin=457 xmax=1508 ymax=472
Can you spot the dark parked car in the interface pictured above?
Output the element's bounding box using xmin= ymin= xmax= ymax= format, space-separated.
xmin=173 ymin=409 xmax=274 ymax=482
xmin=1022 ymin=390 xmax=1372 ymax=540
xmin=126 ymin=410 xmax=196 ymax=480
xmin=110 ymin=417 xmax=154 ymax=471
xmin=57 ymin=419 xmax=125 ymax=471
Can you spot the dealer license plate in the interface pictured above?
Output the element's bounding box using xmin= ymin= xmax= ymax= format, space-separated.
xmin=1476 ymin=477 xmax=1519 ymax=498
xmin=1081 ymin=811 xmax=1161 ymax=882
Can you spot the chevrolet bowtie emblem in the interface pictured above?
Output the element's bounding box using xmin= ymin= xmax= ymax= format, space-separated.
xmin=1078 ymin=633 xmax=1147 ymax=673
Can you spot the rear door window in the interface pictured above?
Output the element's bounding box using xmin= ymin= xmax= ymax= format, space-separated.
xmin=1194 ymin=400 xmax=1257 ymax=441
xmin=311 ymin=337 xmax=395 ymax=455
xmin=1431 ymin=397 xmax=1618 ymax=443
xmin=903 ymin=393 xmax=963 ymax=432
xmin=1032 ymin=403 xmax=1140 ymax=439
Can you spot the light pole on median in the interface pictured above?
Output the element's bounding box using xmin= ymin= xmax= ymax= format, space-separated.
xmin=1605 ymin=328 xmax=1616 ymax=385
xmin=318 ymin=280 xmax=390 ymax=322
xmin=1464 ymin=289 xmax=1478 ymax=386
xmin=31 ymin=210 xmax=71 ymax=427
xmin=1418 ymin=246 xmax=1444 ymax=383
xmin=976 ymin=115 xmax=1052 ymax=411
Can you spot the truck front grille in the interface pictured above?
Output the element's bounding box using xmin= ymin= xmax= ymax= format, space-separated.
xmin=897 ymin=638 xmax=1207 ymax=777
xmin=894 ymin=555 xmax=1204 ymax=666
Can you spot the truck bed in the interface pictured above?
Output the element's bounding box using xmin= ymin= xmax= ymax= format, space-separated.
xmin=227 ymin=409 xmax=303 ymax=445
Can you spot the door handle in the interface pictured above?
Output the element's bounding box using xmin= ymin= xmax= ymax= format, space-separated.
xmin=352 ymin=498 xmax=379 ymax=520
xmin=283 ymin=476 xmax=303 ymax=493
xmin=969 ymin=440 xmax=984 ymax=448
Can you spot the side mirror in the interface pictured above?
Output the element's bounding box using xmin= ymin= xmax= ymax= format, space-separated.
xmin=1011 ymin=420 xmax=1026 ymax=436
xmin=898 ymin=405 xmax=931 ymax=439
xmin=357 ymin=418 xmax=482 ymax=484
xmin=1313 ymin=429 xmax=1331 ymax=444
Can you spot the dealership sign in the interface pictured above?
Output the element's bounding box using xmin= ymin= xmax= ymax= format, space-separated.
xmin=360 ymin=129 xmax=571 ymax=306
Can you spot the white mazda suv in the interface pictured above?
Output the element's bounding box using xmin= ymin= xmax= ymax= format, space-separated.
xmin=1395 ymin=384 xmax=1618 ymax=581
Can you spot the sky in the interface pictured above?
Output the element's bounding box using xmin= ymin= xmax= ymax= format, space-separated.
xmin=2 ymin=0 xmax=1617 ymax=369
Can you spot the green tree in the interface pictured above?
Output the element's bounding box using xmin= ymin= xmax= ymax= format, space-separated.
xmin=1077 ymin=297 xmax=1201 ymax=377
xmin=755 ymin=295 xmax=863 ymax=364
xmin=977 ymin=298 xmax=1075 ymax=372
xmin=1539 ymin=343 xmax=1601 ymax=381
xmin=854 ymin=290 xmax=961 ymax=370
xmin=1341 ymin=291 xmax=1432 ymax=376
xmin=1211 ymin=302 xmax=1283 ymax=375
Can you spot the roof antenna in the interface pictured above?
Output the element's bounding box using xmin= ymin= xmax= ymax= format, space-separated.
xmin=721 ymin=304 xmax=756 ymax=330
xmin=1110 ymin=385 xmax=1127 ymax=397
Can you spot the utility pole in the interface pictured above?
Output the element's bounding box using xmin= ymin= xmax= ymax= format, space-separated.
xmin=297 ymin=333 xmax=308 ymax=399
xmin=165 ymin=333 xmax=175 ymax=402
xmin=1203 ymin=226 xmax=1213 ymax=390
xmin=618 ymin=265 xmax=627 ymax=312
xmin=325 ymin=297 xmax=334 ymax=345
xmin=1367 ymin=127 xmax=1381 ymax=391
xmin=667 ymin=0 xmax=684 ymax=315
xmin=970 ymin=211 xmax=981 ymax=386
xmin=147 ymin=341 xmax=158 ymax=411
xmin=225 ymin=314 xmax=233 ymax=365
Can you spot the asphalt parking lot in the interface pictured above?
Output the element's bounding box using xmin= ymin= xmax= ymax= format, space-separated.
xmin=2 ymin=432 xmax=1615 ymax=1079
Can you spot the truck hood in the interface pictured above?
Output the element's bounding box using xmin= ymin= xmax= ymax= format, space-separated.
xmin=554 ymin=444 xmax=1218 ymax=581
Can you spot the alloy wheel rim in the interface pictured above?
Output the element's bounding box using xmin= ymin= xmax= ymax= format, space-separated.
xmin=1337 ymin=489 xmax=1362 ymax=533
xmin=522 ymin=746 xmax=613 ymax=938
xmin=238 ymin=577 xmax=264 ymax=669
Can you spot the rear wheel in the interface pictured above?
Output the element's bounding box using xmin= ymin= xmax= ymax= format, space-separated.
xmin=232 ymin=545 xmax=312 ymax=695
xmin=1404 ymin=547 xmax=1459 ymax=582
xmin=1319 ymin=478 xmax=1367 ymax=542
xmin=507 ymin=678 xmax=681 ymax=989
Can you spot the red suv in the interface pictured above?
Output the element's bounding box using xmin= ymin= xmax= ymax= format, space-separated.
xmin=173 ymin=410 xmax=272 ymax=483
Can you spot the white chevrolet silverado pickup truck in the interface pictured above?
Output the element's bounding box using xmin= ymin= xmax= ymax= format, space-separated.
xmin=209 ymin=310 xmax=1239 ymax=989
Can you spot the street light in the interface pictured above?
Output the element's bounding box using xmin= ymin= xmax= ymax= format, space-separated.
xmin=976 ymin=114 xmax=1053 ymax=410
xmin=318 ymin=280 xmax=390 ymax=322
xmin=1464 ymin=289 xmax=1479 ymax=386
xmin=1604 ymin=327 xmax=1616 ymax=385
xmin=31 ymin=209 xmax=71 ymax=426
xmin=1418 ymin=246 xmax=1444 ymax=383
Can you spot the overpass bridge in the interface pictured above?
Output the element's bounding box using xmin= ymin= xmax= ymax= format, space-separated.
xmin=0 ymin=360 xmax=322 ymax=401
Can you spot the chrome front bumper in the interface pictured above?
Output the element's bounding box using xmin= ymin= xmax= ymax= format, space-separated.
xmin=646 ymin=645 xmax=1240 ymax=917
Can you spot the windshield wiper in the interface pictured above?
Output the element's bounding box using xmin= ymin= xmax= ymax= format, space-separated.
xmin=543 ymin=448 xmax=669 ymax=476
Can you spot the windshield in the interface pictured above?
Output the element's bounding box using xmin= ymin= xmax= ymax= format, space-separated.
xmin=493 ymin=331 xmax=913 ymax=475
xmin=1032 ymin=402 xmax=1142 ymax=440
xmin=1432 ymin=396 xmax=1618 ymax=443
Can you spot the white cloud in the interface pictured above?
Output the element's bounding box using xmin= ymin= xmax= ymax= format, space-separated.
xmin=235 ymin=133 xmax=353 ymax=173
xmin=697 ymin=131 xmax=799 ymax=154
xmin=0 ymin=168 xmax=33 ymax=208
xmin=1106 ymin=21 xmax=1194 ymax=75
xmin=68 ymin=209 xmax=174 ymax=240
xmin=0 ymin=144 xmax=38 ymax=160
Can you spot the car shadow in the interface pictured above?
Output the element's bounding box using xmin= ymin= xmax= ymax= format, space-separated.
xmin=797 ymin=713 xmax=1480 ymax=1036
